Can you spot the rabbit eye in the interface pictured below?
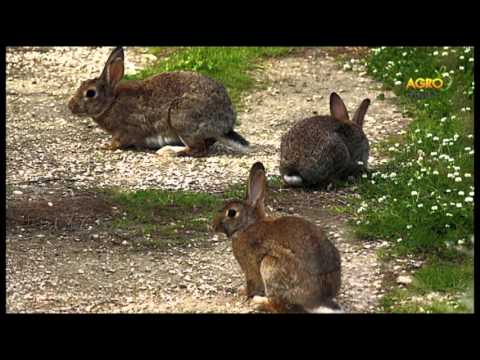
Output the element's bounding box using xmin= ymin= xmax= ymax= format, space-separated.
xmin=227 ymin=209 xmax=237 ymax=218
xmin=85 ymin=89 xmax=96 ymax=98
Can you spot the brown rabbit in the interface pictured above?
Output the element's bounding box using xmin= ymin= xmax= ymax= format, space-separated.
xmin=68 ymin=47 xmax=249 ymax=156
xmin=280 ymin=92 xmax=371 ymax=187
xmin=212 ymin=162 xmax=342 ymax=313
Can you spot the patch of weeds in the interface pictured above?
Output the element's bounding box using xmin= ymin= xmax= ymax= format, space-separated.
xmin=412 ymin=258 xmax=473 ymax=294
xmin=341 ymin=46 xmax=474 ymax=313
xmin=104 ymin=188 xmax=223 ymax=248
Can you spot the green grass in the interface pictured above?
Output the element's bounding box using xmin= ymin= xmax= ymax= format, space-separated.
xmin=124 ymin=47 xmax=294 ymax=109
xmin=347 ymin=47 xmax=474 ymax=257
xmin=103 ymin=188 xmax=223 ymax=248
xmin=100 ymin=176 xmax=286 ymax=248
xmin=339 ymin=46 xmax=474 ymax=313
xmin=413 ymin=258 xmax=473 ymax=293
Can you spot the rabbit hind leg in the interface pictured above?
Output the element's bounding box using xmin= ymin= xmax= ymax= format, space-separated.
xmin=176 ymin=137 xmax=211 ymax=157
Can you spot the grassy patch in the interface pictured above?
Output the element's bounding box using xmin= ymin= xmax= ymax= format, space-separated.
xmin=124 ymin=47 xmax=294 ymax=109
xmin=340 ymin=46 xmax=474 ymax=313
xmin=347 ymin=47 xmax=474 ymax=257
xmin=103 ymin=188 xmax=222 ymax=248
xmin=101 ymin=177 xmax=288 ymax=248
xmin=413 ymin=258 xmax=473 ymax=293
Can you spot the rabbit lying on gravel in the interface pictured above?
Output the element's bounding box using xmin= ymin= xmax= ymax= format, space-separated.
xmin=280 ymin=92 xmax=371 ymax=187
xmin=212 ymin=162 xmax=342 ymax=313
xmin=68 ymin=47 xmax=249 ymax=157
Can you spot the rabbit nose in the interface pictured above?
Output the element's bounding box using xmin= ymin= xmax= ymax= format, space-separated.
xmin=67 ymin=98 xmax=76 ymax=113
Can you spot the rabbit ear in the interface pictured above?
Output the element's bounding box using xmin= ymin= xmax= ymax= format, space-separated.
xmin=352 ymin=99 xmax=371 ymax=127
xmin=100 ymin=47 xmax=124 ymax=88
xmin=247 ymin=162 xmax=267 ymax=211
xmin=330 ymin=92 xmax=349 ymax=122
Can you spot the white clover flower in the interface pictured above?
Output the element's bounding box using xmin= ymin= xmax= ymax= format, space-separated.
xmin=406 ymin=224 xmax=413 ymax=230
xmin=467 ymin=134 xmax=473 ymax=139
xmin=356 ymin=220 xmax=361 ymax=225
xmin=402 ymin=52 xmax=407 ymax=57
xmin=447 ymin=173 xmax=454 ymax=178
xmin=393 ymin=198 xmax=397 ymax=202
xmin=452 ymin=115 xmax=457 ymax=120
xmin=469 ymin=150 xmax=474 ymax=155
xmin=433 ymin=51 xmax=439 ymax=56
xmin=465 ymin=197 xmax=473 ymax=203
xmin=411 ymin=191 xmax=418 ymax=196
xmin=362 ymin=173 xmax=368 ymax=178
xmin=417 ymin=203 xmax=424 ymax=208
xmin=418 ymin=139 xmax=423 ymax=144
xmin=397 ymin=238 xmax=403 ymax=242
xmin=441 ymin=51 xmax=449 ymax=56
xmin=469 ymin=191 xmax=474 ymax=196
xmin=442 ymin=72 xmax=449 ymax=77
xmin=458 ymin=191 xmax=465 ymax=196
xmin=433 ymin=136 xmax=439 ymax=141
xmin=464 ymin=47 xmax=471 ymax=53
xmin=430 ymin=152 xmax=438 ymax=157
xmin=414 ymin=128 xmax=421 ymax=133
xmin=390 ymin=172 xmax=397 ymax=178
xmin=464 ymin=173 xmax=471 ymax=178
xmin=343 ymin=63 xmax=352 ymax=70
xmin=440 ymin=117 xmax=447 ymax=123
xmin=431 ymin=205 xmax=438 ymax=211
xmin=432 ymin=170 xmax=439 ymax=175
xmin=456 ymin=203 xmax=463 ymax=208
xmin=394 ymin=80 xmax=402 ymax=86
xmin=455 ymin=177 xmax=462 ymax=182
xmin=372 ymin=69 xmax=378 ymax=74
xmin=357 ymin=161 xmax=364 ymax=165
xmin=388 ymin=146 xmax=396 ymax=151
xmin=371 ymin=180 xmax=376 ymax=184
xmin=458 ymin=239 xmax=465 ymax=245
xmin=460 ymin=55 xmax=465 ymax=60
xmin=459 ymin=66 xmax=465 ymax=71
xmin=446 ymin=189 xmax=452 ymax=193
xmin=446 ymin=212 xmax=453 ymax=217
xmin=469 ymin=57 xmax=474 ymax=62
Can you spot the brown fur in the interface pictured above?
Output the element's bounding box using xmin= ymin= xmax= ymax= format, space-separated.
xmin=212 ymin=162 xmax=341 ymax=312
xmin=280 ymin=92 xmax=371 ymax=187
xmin=68 ymin=47 xmax=248 ymax=155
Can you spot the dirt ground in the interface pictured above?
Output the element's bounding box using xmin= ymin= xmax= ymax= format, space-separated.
xmin=6 ymin=46 xmax=412 ymax=313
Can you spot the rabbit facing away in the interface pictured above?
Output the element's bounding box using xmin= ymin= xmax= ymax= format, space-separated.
xmin=280 ymin=92 xmax=371 ymax=187
xmin=68 ymin=47 xmax=249 ymax=157
xmin=212 ymin=162 xmax=342 ymax=313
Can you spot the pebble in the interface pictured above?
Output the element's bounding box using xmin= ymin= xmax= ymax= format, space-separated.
xmin=396 ymin=275 xmax=413 ymax=285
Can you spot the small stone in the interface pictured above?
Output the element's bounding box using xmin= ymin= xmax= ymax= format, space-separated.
xmin=396 ymin=275 xmax=412 ymax=285
xmin=13 ymin=190 xmax=23 ymax=195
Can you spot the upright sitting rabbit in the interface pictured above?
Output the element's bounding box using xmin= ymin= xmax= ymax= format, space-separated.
xmin=68 ymin=47 xmax=249 ymax=156
xmin=212 ymin=162 xmax=342 ymax=313
xmin=280 ymin=92 xmax=371 ymax=187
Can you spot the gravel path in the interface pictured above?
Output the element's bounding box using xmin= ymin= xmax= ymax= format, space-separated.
xmin=6 ymin=47 xmax=411 ymax=313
